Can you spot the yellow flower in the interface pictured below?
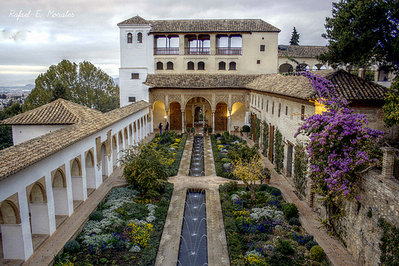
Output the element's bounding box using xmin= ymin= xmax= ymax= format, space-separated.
xmin=127 ymin=222 xmax=154 ymax=248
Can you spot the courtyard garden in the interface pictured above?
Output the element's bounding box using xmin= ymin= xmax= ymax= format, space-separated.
xmin=220 ymin=182 xmax=328 ymax=266
xmin=54 ymin=131 xmax=186 ymax=265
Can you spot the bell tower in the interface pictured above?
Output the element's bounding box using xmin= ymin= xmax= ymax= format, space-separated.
xmin=118 ymin=16 xmax=154 ymax=106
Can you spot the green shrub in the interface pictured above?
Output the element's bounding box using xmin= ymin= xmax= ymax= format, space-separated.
xmin=283 ymin=203 xmax=299 ymax=219
xmin=220 ymin=181 xmax=238 ymax=193
xmin=64 ymin=240 xmax=80 ymax=254
xmin=242 ymin=125 xmax=250 ymax=132
xmin=289 ymin=217 xmax=301 ymax=226
xmin=305 ymin=240 xmax=318 ymax=251
xmin=89 ymin=210 xmax=103 ymax=221
xmin=123 ymin=143 xmax=169 ymax=197
xmin=310 ymin=245 xmax=326 ymax=262
xmin=258 ymin=184 xmax=270 ymax=191
xmin=276 ymin=239 xmax=295 ymax=255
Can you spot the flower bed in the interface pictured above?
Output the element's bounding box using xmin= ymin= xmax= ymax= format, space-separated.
xmin=211 ymin=132 xmax=250 ymax=179
xmin=147 ymin=131 xmax=187 ymax=176
xmin=55 ymin=183 xmax=173 ymax=265
xmin=220 ymin=182 xmax=329 ymax=265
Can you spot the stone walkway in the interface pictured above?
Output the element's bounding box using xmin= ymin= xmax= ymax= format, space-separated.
xmin=23 ymin=133 xmax=156 ymax=266
xmin=242 ymin=136 xmax=358 ymax=266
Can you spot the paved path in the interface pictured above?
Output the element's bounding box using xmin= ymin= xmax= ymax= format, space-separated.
xmin=242 ymin=136 xmax=358 ymax=266
xmin=24 ymin=133 xmax=156 ymax=266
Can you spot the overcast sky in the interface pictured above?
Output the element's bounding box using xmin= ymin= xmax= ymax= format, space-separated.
xmin=0 ymin=0 xmax=337 ymax=87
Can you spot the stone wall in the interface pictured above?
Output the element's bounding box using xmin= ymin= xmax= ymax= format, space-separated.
xmin=312 ymin=149 xmax=399 ymax=265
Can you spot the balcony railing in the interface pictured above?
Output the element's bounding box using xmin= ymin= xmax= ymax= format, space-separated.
xmin=216 ymin=47 xmax=242 ymax=55
xmin=154 ymin=47 xmax=179 ymax=55
xmin=185 ymin=47 xmax=210 ymax=55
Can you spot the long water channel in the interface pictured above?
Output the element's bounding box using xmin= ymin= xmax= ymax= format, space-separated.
xmin=177 ymin=135 xmax=208 ymax=265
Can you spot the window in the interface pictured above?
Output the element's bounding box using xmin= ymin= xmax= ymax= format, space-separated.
xmin=137 ymin=32 xmax=143 ymax=43
xmin=260 ymin=45 xmax=265 ymax=51
xmin=218 ymin=61 xmax=226 ymax=70
xmin=301 ymin=105 xmax=305 ymax=120
xmin=156 ymin=62 xmax=163 ymax=70
xmin=187 ymin=61 xmax=194 ymax=70
xmin=257 ymin=60 xmax=261 ymax=64
xmin=229 ymin=61 xmax=236 ymax=70
xmin=167 ymin=61 xmax=174 ymax=70
xmin=272 ymin=102 xmax=274 ymax=115
xmin=128 ymin=97 xmax=136 ymax=103
xmin=266 ymin=100 xmax=269 ymax=112
xmin=278 ymin=103 xmax=281 ymax=117
xmin=261 ymin=98 xmax=264 ymax=110
xmin=285 ymin=106 xmax=288 ymax=116
xmin=198 ymin=61 xmax=205 ymax=70
xmin=127 ymin=33 xmax=132 ymax=43
xmin=131 ymin=73 xmax=139 ymax=79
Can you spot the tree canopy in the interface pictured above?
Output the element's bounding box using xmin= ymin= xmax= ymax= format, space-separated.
xmin=289 ymin=27 xmax=300 ymax=45
xmin=0 ymin=102 xmax=22 ymax=150
xmin=383 ymin=78 xmax=399 ymax=127
xmin=319 ymin=0 xmax=399 ymax=71
xmin=23 ymin=60 xmax=119 ymax=112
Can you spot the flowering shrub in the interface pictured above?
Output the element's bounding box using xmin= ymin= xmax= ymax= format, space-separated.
xmin=244 ymin=250 xmax=267 ymax=265
xmin=127 ymin=222 xmax=154 ymax=248
xmin=295 ymin=71 xmax=383 ymax=208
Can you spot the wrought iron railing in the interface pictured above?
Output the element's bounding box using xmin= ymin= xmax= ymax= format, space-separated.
xmin=216 ymin=47 xmax=242 ymax=55
xmin=184 ymin=47 xmax=210 ymax=55
xmin=154 ymin=47 xmax=179 ymax=55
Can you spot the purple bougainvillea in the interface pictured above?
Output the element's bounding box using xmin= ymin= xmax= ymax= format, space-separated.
xmin=294 ymin=71 xmax=383 ymax=202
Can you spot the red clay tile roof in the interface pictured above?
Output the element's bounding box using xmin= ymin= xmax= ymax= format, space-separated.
xmin=145 ymin=71 xmax=387 ymax=101
xmin=278 ymin=45 xmax=328 ymax=58
xmin=0 ymin=100 xmax=149 ymax=180
xmin=118 ymin=16 xmax=280 ymax=33
xmin=2 ymin=99 xmax=102 ymax=125
xmin=323 ymin=70 xmax=387 ymax=101
xmin=145 ymin=74 xmax=260 ymax=88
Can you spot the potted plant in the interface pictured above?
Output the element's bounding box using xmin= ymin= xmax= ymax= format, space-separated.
xmin=203 ymin=127 xmax=208 ymax=136
xmin=242 ymin=125 xmax=250 ymax=136
xmin=191 ymin=127 xmax=195 ymax=135
xmin=208 ymin=127 xmax=213 ymax=134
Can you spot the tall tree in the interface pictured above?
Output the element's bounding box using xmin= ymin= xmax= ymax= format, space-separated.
xmin=319 ymin=0 xmax=399 ymax=71
xmin=290 ymin=27 xmax=300 ymax=45
xmin=0 ymin=102 xmax=22 ymax=150
xmin=23 ymin=60 xmax=119 ymax=112
xmin=383 ymin=78 xmax=399 ymax=127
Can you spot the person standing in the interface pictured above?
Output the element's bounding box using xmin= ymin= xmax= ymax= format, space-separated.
xmin=159 ymin=122 xmax=163 ymax=134
xmin=165 ymin=121 xmax=169 ymax=131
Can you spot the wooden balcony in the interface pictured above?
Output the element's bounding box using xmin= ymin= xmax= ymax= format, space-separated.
xmin=216 ymin=47 xmax=242 ymax=55
xmin=154 ymin=47 xmax=179 ymax=55
xmin=184 ymin=47 xmax=210 ymax=55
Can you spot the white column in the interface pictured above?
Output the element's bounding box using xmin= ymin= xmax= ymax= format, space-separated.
xmin=212 ymin=111 xmax=215 ymax=132
xmin=202 ymin=105 xmax=205 ymax=126
xmin=94 ymin=144 xmax=102 ymax=188
xmin=228 ymin=109 xmax=231 ymax=133
xmin=151 ymin=109 xmax=154 ymax=133
xmin=64 ymin=164 xmax=74 ymax=215
xmin=44 ymin=173 xmax=56 ymax=234
xmin=181 ymin=110 xmax=185 ymax=133
xmin=80 ymin=152 xmax=88 ymax=200
xmin=18 ymin=189 xmax=34 ymax=260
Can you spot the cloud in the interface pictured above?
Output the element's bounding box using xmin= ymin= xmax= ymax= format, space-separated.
xmin=0 ymin=0 xmax=337 ymax=86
